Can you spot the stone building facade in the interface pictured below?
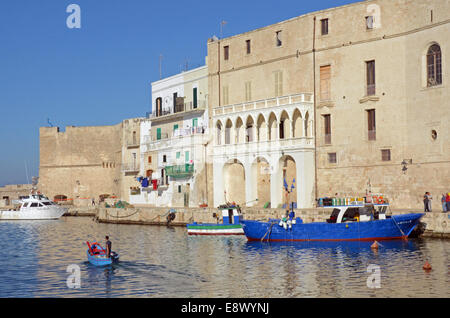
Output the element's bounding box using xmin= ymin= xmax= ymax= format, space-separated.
xmin=39 ymin=120 xmax=144 ymax=206
xmin=207 ymin=0 xmax=450 ymax=209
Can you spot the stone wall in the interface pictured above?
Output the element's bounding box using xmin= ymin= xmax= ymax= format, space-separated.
xmin=39 ymin=125 xmax=122 ymax=202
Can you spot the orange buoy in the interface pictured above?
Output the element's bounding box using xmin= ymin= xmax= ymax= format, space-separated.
xmin=423 ymin=260 xmax=432 ymax=271
xmin=371 ymin=241 xmax=379 ymax=249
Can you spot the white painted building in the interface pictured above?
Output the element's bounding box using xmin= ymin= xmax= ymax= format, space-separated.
xmin=212 ymin=93 xmax=316 ymax=209
xmin=130 ymin=64 xmax=210 ymax=207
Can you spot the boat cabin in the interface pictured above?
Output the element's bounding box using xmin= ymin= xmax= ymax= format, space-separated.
xmin=326 ymin=204 xmax=389 ymax=223
xmin=221 ymin=207 xmax=242 ymax=225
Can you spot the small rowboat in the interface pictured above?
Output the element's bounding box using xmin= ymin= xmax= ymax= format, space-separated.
xmin=86 ymin=241 xmax=119 ymax=266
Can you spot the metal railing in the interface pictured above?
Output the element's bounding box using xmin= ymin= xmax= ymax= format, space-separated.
xmin=121 ymin=163 xmax=140 ymax=172
xmin=150 ymin=100 xmax=206 ymax=119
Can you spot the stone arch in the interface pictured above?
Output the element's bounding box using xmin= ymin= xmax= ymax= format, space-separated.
xmin=304 ymin=111 xmax=310 ymax=137
xmin=225 ymin=118 xmax=233 ymax=144
xmin=292 ymin=108 xmax=303 ymax=138
xmin=223 ymin=159 xmax=246 ymax=206
xmin=235 ymin=116 xmax=244 ymax=144
xmin=278 ymin=155 xmax=297 ymax=209
xmin=216 ymin=120 xmax=223 ymax=145
xmin=251 ymin=156 xmax=271 ymax=208
xmin=279 ymin=110 xmax=291 ymax=139
xmin=245 ymin=115 xmax=255 ymax=142
xmin=268 ymin=112 xmax=278 ymax=141
xmin=256 ymin=113 xmax=268 ymax=142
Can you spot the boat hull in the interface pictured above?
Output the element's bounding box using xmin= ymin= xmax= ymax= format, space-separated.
xmin=241 ymin=213 xmax=424 ymax=242
xmin=87 ymin=250 xmax=119 ymax=266
xmin=0 ymin=207 xmax=67 ymax=220
xmin=187 ymin=223 xmax=244 ymax=235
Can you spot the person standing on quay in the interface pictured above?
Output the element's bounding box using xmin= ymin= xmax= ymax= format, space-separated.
xmin=442 ymin=194 xmax=447 ymax=212
xmin=105 ymin=236 xmax=112 ymax=258
xmin=424 ymin=192 xmax=430 ymax=212
xmin=427 ymin=192 xmax=433 ymax=212
xmin=446 ymin=193 xmax=450 ymax=212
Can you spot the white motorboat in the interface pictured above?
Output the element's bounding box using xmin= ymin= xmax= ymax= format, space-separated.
xmin=0 ymin=194 xmax=67 ymax=220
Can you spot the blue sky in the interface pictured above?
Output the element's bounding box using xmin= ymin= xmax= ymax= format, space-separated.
xmin=0 ymin=0 xmax=357 ymax=186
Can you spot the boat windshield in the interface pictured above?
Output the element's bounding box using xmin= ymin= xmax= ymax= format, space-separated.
xmin=326 ymin=208 xmax=341 ymax=223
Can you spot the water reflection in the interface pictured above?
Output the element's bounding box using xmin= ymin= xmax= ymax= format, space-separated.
xmin=0 ymin=218 xmax=448 ymax=297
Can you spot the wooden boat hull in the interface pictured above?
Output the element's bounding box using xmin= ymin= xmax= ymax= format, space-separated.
xmin=187 ymin=223 xmax=244 ymax=235
xmin=241 ymin=213 xmax=424 ymax=242
xmin=87 ymin=250 xmax=119 ymax=266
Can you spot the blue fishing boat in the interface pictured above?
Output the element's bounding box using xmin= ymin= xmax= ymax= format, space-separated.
xmin=187 ymin=205 xmax=244 ymax=235
xmin=86 ymin=241 xmax=119 ymax=266
xmin=241 ymin=204 xmax=425 ymax=242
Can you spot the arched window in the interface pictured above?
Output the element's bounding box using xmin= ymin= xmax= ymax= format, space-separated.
xmin=427 ymin=44 xmax=442 ymax=86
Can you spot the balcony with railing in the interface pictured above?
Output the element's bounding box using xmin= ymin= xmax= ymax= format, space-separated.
xmin=143 ymin=127 xmax=208 ymax=152
xmin=121 ymin=162 xmax=140 ymax=173
xmin=149 ymin=100 xmax=206 ymax=120
xmin=165 ymin=164 xmax=194 ymax=179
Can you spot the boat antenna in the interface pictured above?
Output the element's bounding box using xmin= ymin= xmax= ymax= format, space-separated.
xmin=24 ymin=160 xmax=30 ymax=185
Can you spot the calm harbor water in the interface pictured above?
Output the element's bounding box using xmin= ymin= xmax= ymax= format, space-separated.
xmin=0 ymin=217 xmax=448 ymax=298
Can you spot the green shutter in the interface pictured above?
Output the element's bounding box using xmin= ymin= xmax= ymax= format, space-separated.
xmin=185 ymin=151 xmax=189 ymax=162
xmin=173 ymin=124 xmax=179 ymax=131
xmin=192 ymin=118 xmax=198 ymax=127
xmin=157 ymin=128 xmax=161 ymax=140
xmin=176 ymin=152 xmax=180 ymax=159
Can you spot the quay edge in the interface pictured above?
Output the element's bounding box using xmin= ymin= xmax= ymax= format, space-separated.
xmin=63 ymin=206 xmax=450 ymax=239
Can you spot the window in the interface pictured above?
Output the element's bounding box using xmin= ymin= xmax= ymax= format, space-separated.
xmin=366 ymin=16 xmax=374 ymax=29
xmin=274 ymin=71 xmax=283 ymax=96
xmin=245 ymin=81 xmax=252 ymax=101
xmin=30 ymin=203 xmax=38 ymax=208
xmin=192 ymin=118 xmax=198 ymax=128
xmin=320 ymin=65 xmax=331 ymax=101
xmin=185 ymin=151 xmax=190 ymax=163
xmin=328 ymin=152 xmax=337 ymax=164
xmin=176 ymin=152 xmax=180 ymax=159
xmin=156 ymin=128 xmax=161 ymax=140
xmin=427 ymin=44 xmax=442 ymax=86
xmin=224 ymin=45 xmax=229 ymax=60
xmin=321 ymin=19 xmax=329 ymax=35
xmin=366 ymin=60 xmax=376 ymax=95
xmin=163 ymin=155 xmax=167 ymax=163
xmin=178 ymin=185 xmax=182 ymax=193
xmin=276 ymin=31 xmax=282 ymax=47
xmin=148 ymin=156 xmax=152 ymax=163
xmin=155 ymin=97 xmax=162 ymax=116
xmin=323 ymin=114 xmax=331 ymax=144
xmin=173 ymin=124 xmax=179 ymax=131
xmin=367 ymin=109 xmax=376 ymax=140
xmin=246 ymin=39 xmax=251 ymax=54
xmin=193 ymin=87 xmax=198 ymax=108
xmin=222 ymin=85 xmax=229 ymax=105
xmin=381 ymin=149 xmax=391 ymax=161
xmin=279 ymin=120 xmax=285 ymax=139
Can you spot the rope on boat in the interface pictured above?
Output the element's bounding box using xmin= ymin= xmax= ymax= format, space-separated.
xmin=391 ymin=215 xmax=406 ymax=237
xmin=261 ymin=221 xmax=276 ymax=242
xmin=105 ymin=209 xmax=140 ymax=219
